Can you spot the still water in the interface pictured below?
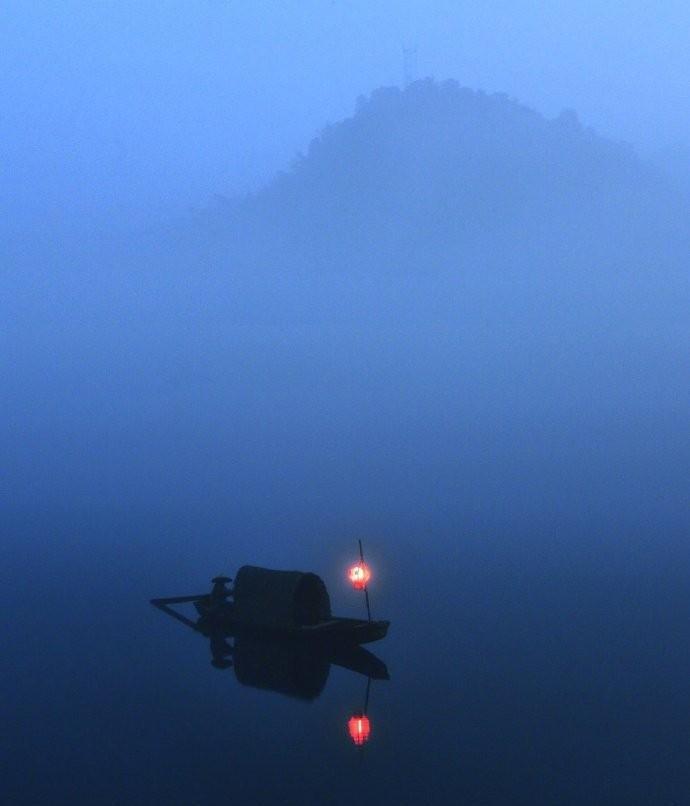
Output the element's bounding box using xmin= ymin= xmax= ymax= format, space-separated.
xmin=3 ymin=506 xmax=689 ymax=805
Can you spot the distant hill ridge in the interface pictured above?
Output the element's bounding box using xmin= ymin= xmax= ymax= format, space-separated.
xmin=194 ymin=78 xmax=684 ymax=273
xmin=257 ymin=80 xmax=654 ymax=213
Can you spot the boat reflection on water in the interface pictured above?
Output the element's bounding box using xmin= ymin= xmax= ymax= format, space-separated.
xmin=207 ymin=629 xmax=389 ymax=702
xmin=151 ymin=570 xmax=389 ymax=745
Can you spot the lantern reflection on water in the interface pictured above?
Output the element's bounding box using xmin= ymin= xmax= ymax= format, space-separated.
xmin=348 ymin=562 xmax=371 ymax=590
xmin=347 ymin=713 xmax=371 ymax=746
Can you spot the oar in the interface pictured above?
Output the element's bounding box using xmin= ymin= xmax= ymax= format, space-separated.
xmin=150 ymin=594 xmax=208 ymax=605
xmin=150 ymin=599 xmax=201 ymax=631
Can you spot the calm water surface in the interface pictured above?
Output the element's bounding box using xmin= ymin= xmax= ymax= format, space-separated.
xmin=4 ymin=507 xmax=689 ymax=805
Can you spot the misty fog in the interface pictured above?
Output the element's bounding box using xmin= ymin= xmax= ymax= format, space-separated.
xmin=4 ymin=6 xmax=690 ymax=805
xmin=5 ymin=74 xmax=688 ymax=544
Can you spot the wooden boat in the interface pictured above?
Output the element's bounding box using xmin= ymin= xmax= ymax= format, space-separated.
xmin=151 ymin=565 xmax=390 ymax=646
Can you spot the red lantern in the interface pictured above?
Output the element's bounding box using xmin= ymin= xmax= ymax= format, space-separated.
xmin=348 ymin=562 xmax=371 ymax=590
xmin=347 ymin=714 xmax=371 ymax=746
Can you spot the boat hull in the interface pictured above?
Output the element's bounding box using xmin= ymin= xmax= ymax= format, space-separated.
xmin=194 ymin=602 xmax=389 ymax=645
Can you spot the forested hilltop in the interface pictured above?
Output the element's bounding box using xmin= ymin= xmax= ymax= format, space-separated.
xmin=195 ymin=78 xmax=686 ymax=276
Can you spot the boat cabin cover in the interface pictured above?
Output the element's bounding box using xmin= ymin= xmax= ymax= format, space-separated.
xmin=232 ymin=565 xmax=332 ymax=629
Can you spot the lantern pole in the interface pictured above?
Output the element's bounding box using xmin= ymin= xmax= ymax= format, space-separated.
xmin=358 ymin=539 xmax=372 ymax=623
xmin=363 ymin=675 xmax=371 ymax=715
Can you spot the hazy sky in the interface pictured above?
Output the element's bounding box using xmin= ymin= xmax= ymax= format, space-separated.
xmin=3 ymin=1 xmax=689 ymax=229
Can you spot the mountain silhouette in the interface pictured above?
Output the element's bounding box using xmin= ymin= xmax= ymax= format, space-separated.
xmin=194 ymin=78 xmax=687 ymax=278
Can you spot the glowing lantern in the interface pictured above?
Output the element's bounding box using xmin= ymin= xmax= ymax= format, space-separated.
xmin=348 ymin=562 xmax=371 ymax=590
xmin=347 ymin=714 xmax=371 ymax=746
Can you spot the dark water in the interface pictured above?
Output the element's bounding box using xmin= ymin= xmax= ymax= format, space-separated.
xmin=3 ymin=505 xmax=689 ymax=806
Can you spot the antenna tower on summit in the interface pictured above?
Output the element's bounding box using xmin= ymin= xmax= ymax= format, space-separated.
xmin=402 ymin=44 xmax=418 ymax=87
